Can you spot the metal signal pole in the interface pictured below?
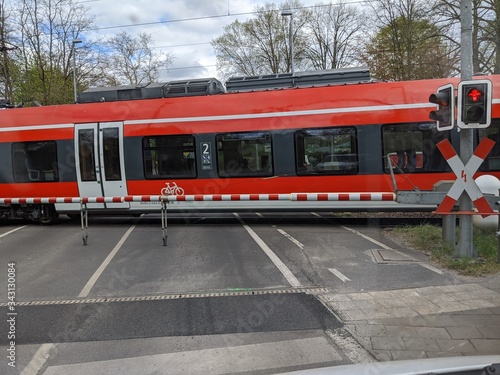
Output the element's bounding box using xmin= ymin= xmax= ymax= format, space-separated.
xmin=457 ymin=0 xmax=475 ymax=258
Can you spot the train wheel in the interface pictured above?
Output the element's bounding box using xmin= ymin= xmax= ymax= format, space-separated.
xmin=38 ymin=213 xmax=59 ymax=225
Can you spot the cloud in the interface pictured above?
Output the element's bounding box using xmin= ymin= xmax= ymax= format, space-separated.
xmin=83 ymin=0 xmax=270 ymax=81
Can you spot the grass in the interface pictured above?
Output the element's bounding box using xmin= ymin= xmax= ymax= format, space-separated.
xmin=393 ymin=224 xmax=500 ymax=276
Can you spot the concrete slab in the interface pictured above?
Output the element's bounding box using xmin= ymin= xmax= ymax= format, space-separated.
xmin=371 ymin=249 xmax=418 ymax=264
xmin=320 ymin=280 xmax=500 ymax=360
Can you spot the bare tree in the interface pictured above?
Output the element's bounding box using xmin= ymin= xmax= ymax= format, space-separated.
xmin=305 ymin=1 xmax=366 ymax=70
xmin=100 ymin=31 xmax=174 ymax=86
xmin=212 ymin=20 xmax=263 ymax=79
xmin=361 ymin=0 xmax=455 ymax=80
xmin=432 ymin=0 xmax=500 ymax=75
xmin=433 ymin=0 xmax=488 ymax=75
xmin=0 ymin=1 xmax=21 ymax=104
xmin=17 ymin=0 xmax=95 ymax=105
xmin=482 ymin=0 xmax=500 ymax=73
xmin=212 ymin=1 xmax=309 ymax=80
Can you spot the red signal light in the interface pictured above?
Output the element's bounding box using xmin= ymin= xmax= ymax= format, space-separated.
xmin=428 ymin=84 xmax=454 ymax=131
xmin=457 ymin=79 xmax=492 ymax=128
xmin=467 ymin=88 xmax=483 ymax=102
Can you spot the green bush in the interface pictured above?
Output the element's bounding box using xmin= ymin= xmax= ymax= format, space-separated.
xmin=394 ymin=224 xmax=500 ymax=276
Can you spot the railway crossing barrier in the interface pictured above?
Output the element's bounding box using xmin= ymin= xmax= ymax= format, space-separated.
xmin=0 ymin=192 xmax=395 ymax=246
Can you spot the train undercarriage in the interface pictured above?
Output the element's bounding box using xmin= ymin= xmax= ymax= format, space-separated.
xmin=0 ymin=203 xmax=59 ymax=224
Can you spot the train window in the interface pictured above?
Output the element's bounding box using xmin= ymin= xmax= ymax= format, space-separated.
xmin=382 ymin=123 xmax=451 ymax=173
xmin=78 ymin=129 xmax=97 ymax=181
xmin=103 ymin=128 xmax=122 ymax=181
xmin=143 ymin=135 xmax=196 ymax=179
xmin=479 ymin=120 xmax=500 ymax=171
xmin=11 ymin=141 xmax=58 ymax=183
xmin=295 ymin=127 xmax=358 ymax=175
xmin=216 ymin=132 xmax=272 ymax=177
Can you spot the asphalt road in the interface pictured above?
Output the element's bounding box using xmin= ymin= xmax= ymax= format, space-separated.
xmin=0 ymin=212 xmax=459 ymax=374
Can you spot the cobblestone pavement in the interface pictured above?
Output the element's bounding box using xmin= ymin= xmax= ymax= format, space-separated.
xmin=319 ymin=274 xmax=500 ymax=361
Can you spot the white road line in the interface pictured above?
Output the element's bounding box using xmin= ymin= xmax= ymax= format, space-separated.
xmin=234 ymin=213 xmax=302 ymax=287
xmin=277 ymin=229 xmax=304 ymax=249
xmin=328 ymin=268 xmax=351 ymax=283
xmin=20 ymin=343 xmax=55 ymax=375
xmin=420 ymin=263 xmax=444 ymax=275
xmin=341 ymin=226 xmax=393 ymax=250
xmin=0 ymin=225 xmax=27 ymax=238
xmin=40 ymin=336 xmax=342 ymax=375
xmin=255 ymin=212 xmax=264 ymax=218
xmin=78 ymin=225 xmax=136 ymax=298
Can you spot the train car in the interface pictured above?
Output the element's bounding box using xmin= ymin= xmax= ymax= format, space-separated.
xmin=1 ymin=68 xmax=500 ymax=222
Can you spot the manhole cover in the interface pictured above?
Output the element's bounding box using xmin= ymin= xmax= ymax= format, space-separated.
xmin=370 ymin=249 xmax=418 ymax=264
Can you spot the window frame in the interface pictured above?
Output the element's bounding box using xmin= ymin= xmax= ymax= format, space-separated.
xmin=11 ymin=141 xmax=59 ymax=183
xmin=142 ymin=135 xmax=197 ymax=179
xmin=478 ymin=120 xmax=500 ymax=171
xmin=294 ymin=126 xmax=359 ymax=176
xmin=216 ymin=131 xmax=273 ymax=178
xmin=381 ymin=122 xmax=451 ymax=174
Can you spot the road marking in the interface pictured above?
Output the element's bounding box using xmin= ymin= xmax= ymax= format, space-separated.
xmin=255 ymin=212 xmax=263 ymax=217
xmin=420 ymin=263 xmax=444 ymax=275
xmin=20 ymin=343 xmax=55 ymax=375
xmin=40 ymin=336 xmax=342 ymax=375
xmin=328 ymin=268 xmax=351 ymax=283
xmin=234 ymin=213 xmax=302 ymax=287
xmin=341 ymin=226 xmax=393 ymax=250
xmin=0 ymin=225 xmax=27 ymax=238
xmin=277 ymin=228 xmax=304 ymax=249
xmin=78 ymin=225 xmax=136 ymax=298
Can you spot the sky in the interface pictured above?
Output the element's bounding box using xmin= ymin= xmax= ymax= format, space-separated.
xmin=82 ymin=0 xmax=330 ymax=82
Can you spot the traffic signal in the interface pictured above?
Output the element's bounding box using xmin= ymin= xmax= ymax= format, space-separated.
xmin=429 ymin=83 xmax=454 ymax=131
xmin=457 ymin=79 xmax=492 ymax=129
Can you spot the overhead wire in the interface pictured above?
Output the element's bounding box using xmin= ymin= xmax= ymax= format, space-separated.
xmin=76 ymin=0 xmax=375 ymax=74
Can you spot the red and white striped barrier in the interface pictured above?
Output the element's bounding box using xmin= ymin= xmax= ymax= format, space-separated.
xmin=123 ymin=195 xmax=162 ymax=202
xmin=0 ymin=197 xmax=81 ymax=204
xmin=0 ymin=192 xmax=396 ymax=205
xmin=162 ymin=194 xmax=289 ymax=201
xmin=159 ymin=192 xmax=394 ymax=202
xmin=292 ymin=193 xmax=395 ymax=201
xmin=0 ymin=192 xmax=396 ymax=246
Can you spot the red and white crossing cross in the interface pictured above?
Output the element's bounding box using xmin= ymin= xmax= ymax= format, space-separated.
xmin=436 ymin=137 xmax=495 ymax=216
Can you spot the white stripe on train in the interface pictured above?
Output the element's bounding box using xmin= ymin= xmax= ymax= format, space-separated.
xmin=0 ymin=103 xmax=433 ymax=132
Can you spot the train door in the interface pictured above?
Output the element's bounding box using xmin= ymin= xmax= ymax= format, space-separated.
xmin=74 ymin=122 xmax=129 ymax=209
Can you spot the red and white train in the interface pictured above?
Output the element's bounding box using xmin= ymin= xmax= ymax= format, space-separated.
xmin=1 ymin=68 xmax=500 ymax=222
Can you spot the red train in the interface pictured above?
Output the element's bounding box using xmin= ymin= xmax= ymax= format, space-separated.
xmin=1 ymin=68 xmax=500 ymax=222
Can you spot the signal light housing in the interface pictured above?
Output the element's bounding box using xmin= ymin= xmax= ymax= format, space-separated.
xmin=457 ymin=79 xmax=492 ymax=129
xmin=429 ymin=83 xmax=454 ymax=131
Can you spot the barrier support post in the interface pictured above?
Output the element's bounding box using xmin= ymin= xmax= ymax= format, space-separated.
xmin=497 ymin=206 xmax=500 ymax=264
xmin=161 ymin=198 xmax=168 ymax=246
xmin=442 ymin=214 xmax=456 ymax=247
xmin=80 ymin=201 xmax=88 ymax=245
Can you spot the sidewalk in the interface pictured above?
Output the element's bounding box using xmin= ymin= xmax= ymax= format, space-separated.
xmin=319 ymin=274 xmax=500 ymax=360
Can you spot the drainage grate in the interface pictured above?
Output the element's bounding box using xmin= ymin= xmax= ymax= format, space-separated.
xmin=0 ymin=287 xmax=328 ymax=307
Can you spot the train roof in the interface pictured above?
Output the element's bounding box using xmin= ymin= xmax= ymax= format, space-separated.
xmin=2 ymin=72 xmax=500 ymax=133
xmin=78 ymin=67 xmax=371 ymax=104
